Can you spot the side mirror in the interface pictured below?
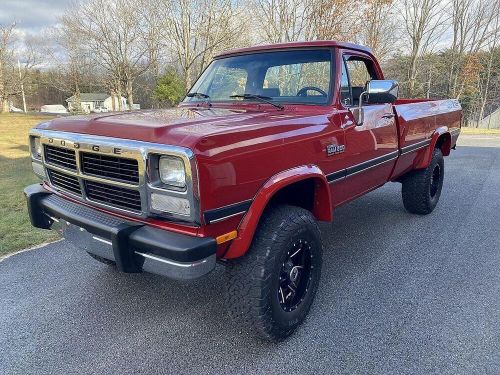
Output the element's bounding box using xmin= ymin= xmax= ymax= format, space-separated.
xmin=366 ymin=80 xmax=399 ymax=104
xmin=352 ymin=80 xmax=399 ymax=126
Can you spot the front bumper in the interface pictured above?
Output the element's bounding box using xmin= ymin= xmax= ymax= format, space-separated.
xmin=24 ymin=184 xmax=216 ymax=280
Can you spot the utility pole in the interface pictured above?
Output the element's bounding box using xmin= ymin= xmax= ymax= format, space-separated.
xmin=17 ymin=59 xmax=27 ymax=113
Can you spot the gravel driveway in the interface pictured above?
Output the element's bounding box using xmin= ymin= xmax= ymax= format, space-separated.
xmin=1 ymin=135 xmax=499 ymax=375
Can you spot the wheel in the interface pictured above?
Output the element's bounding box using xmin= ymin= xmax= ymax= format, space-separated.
xmin=225 ymin=205 xmax=323 ymax=341
xmin=87 ymin=252 xmax=116 ymax=266
xmin=402 ymin=148 xmax=444 ymax=215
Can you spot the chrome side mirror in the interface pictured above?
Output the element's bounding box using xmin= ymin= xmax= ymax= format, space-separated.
xmin=353 ymin=80 xmax=399 ymax=126
xmin=366 ymin=80 xmax=399 ymax=104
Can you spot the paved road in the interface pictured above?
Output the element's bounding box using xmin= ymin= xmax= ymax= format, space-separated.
xmin=1 ymin=135 xmax=499 ymax=375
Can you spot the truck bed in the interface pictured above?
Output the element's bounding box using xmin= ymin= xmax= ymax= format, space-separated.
xmin=390 ymin=98 xmax=462 ymax=180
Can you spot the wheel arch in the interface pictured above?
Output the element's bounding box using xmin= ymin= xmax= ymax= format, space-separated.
xmin=223 ymin=165 xmax=332 ymax=259
xmin=415 ymin=127 xmax=451 ymax=169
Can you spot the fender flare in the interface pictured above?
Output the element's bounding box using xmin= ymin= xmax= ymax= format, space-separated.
xmin=415 ymin=127 xmax=451 ymax=169
xmin=223 ymin=165 xmax=332 ymax=259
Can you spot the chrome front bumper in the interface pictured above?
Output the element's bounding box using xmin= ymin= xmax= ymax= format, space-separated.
xmin=25 ymin=184 xmax=216 ymax=280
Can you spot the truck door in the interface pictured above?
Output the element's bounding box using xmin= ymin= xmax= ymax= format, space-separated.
xmin=336 ymin=53 xmax=399 ymax=202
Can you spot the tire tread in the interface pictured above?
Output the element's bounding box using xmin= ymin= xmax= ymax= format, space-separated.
xmin=402 ymin=148 xmax=444 ymax=215
xmin=225 ymin=205 xmax=321 ymax=341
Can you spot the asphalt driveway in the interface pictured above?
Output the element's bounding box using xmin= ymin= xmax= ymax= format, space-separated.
xmin=1 ymin=135 xmax=499 ymax=374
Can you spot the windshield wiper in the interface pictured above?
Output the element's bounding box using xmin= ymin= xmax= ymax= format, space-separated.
xmin=230 ymin=94 xmax=284 ymax=110
xmin=186 ymin=92 xmax=211 ymax=107
xmin=186 ymin=92 xmax=210 ymax=99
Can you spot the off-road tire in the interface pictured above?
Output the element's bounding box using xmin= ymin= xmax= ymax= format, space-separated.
xmin=87 ymin=252 xmax=116 ymax=266
xmin=225 ymin=205 xmax=323 ymax=341
xmin=402 ymin=148 xmax=444 ymax=215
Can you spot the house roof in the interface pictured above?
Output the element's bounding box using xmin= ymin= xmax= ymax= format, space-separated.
xmin=66 ymin=93 xmax=108 ymax=102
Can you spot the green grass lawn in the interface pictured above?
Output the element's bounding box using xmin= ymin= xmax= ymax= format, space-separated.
xmin=0 ymin=113 xmax=59 ymax=257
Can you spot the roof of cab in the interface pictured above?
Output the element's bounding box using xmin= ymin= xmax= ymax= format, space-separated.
xmin=214 ymin=40 xmax=373 ymax=59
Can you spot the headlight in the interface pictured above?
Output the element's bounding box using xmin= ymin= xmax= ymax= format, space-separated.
xmin=159 ymin=156 xmax=186 ymax=188
xmin=31 ymin=136 xmax=42 ymax=159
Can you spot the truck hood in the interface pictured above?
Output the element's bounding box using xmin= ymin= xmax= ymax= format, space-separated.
xmin=37 ymin=107 xmax=330 ymax=157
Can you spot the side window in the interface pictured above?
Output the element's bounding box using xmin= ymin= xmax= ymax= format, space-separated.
xmin=340 ymin=60 xmax=351 ymax=106
xmin=344 ymin=56 xmax=376 ymax=106
xmin=207 ymin=66 xmax=247 ymax=100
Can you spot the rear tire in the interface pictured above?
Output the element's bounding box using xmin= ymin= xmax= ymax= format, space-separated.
xmin=225 ymin=205 xmax=322 ymax=342
xmin=402 ymin=148 xmax=444 ymax=215
xmin=87 ymin=252 xmax=116 ymax=266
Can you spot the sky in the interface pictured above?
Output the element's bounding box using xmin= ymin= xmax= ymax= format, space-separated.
xmin=0 ymin=0 xmax=70 ymax=36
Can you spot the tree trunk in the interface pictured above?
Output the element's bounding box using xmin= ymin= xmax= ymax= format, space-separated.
xmin=116 ymin=85 xmax=123 ymax=111
xmin=111 ymin=91 xmax=117 ymax=111
xmin=0 ymin=62 xmax=5 ymax=113
xmin=184 ymin=64 xmax=192 ymax=92
xmin=1 ymin=98 xmax=9 ymax=113
xmin=73 ymin=85 xmax=82 ymax=113
xmin=126 ymin=79 xmax=133 ymax=110
xmin=408 ymin=50 xmax=418 ymax=97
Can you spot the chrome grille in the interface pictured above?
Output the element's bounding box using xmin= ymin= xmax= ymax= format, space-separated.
xmin=85 ymin=180 xmax=142 ymax=212
xmin=81 ymin=152 xmax=139 ymax=184
xmin=47 ymin=169 xmax=82 ymax=196
xmin=44 ymin=145 xmax=77 ymax=170
xmin=30 ymin=130 xmax=199 ymax=222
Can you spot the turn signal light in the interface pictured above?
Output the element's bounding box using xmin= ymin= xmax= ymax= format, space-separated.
xmin=216 ymin=230 xmax=238 ymax=245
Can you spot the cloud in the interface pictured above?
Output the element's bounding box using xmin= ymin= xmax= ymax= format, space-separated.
xmin=0 ymin=0 xmax=71 ymax=35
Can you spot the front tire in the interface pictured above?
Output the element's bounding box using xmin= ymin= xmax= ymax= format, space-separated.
xmin=225 ymin=205 xmax=322 ymax=341
xmin=402 ymin=148 xmax=444 ymax=214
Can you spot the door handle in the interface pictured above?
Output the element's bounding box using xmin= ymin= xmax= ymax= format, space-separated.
xmin=382 ymin=113 xmax=395 ymax=119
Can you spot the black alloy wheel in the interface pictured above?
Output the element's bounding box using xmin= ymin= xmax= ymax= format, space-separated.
xmin=278 ymin=239 xmax=313 ymax=313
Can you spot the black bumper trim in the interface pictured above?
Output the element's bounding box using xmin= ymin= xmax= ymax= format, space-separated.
xmin=24 ymin=184 xmax=217 ymax=273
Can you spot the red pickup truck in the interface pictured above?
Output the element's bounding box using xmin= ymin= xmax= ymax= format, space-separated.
xmin=25 ymin=41 xmax=461 ymax=341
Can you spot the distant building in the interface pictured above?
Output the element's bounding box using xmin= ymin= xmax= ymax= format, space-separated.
xmin=65 ymin=93 xmax=139 ymax=113
xmin=475 ymin=108 xmax=500 ymax=129
xmin=66 ymin=93 xmax=108 ymax=112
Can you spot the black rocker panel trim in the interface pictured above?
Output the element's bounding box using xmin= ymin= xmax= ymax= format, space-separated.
xmin=345 ymin=151 xmax=399 ymax=176
xmin=327 ymin=151 xmax=399 ymax=183
xmin=204 ymin=199 xmax=253 ymax=224
xmin=400 ymin=139 xmax=431 ymax=155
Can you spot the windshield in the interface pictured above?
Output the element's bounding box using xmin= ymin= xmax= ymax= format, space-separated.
xmin=183 ymin=49 xmax=333 ymax=106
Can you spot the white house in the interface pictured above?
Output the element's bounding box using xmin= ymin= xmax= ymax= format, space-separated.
xmin=66 ymin=93 xmax=133 ymax=113
xmin=103 ymin=95 xmax=131 ymax=111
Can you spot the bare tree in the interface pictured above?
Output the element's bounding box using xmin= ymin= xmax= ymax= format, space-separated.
xmin=475 ymin=1 xmax=500 ymax=127
xmin=40 ymin=26 xmax=95 ymax=113
xmin=60 ymin=0 xmax=159 ymax=110
xmin=401 ymin=0 xmax=446 ymax=96
xmin=308 ymin=0 xmax=361 ymax=41
xmin=156 ymin=0 xmax=245 ymax=91
xmin=251 ymin=0 xmax=313 ymax=43
xmin=250 ymin=0 xmax=361 ymax=43
xmin=360 ymin=0 xmax=398 ymax=62
xmin=448 ymin=0 xmax=499 ymax=98
xmin=0 ymin=24 xmax=37 ymax=112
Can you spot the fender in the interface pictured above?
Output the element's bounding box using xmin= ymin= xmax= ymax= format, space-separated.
xmin=223 ymin=165 xmax=332 ymax=259
xmin=415 ymin=127 xmax=451 ymax=169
